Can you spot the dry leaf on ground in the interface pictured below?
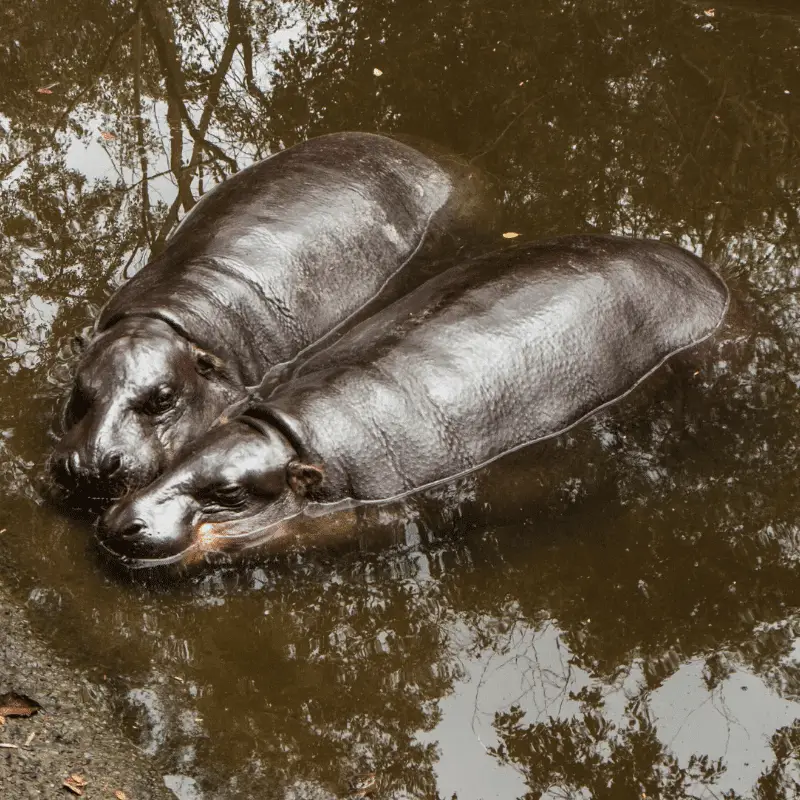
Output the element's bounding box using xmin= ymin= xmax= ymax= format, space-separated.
xmin=63 ymin=773 xmax=88 ymax=796
xmin=114 ymin=791 xmax=129 ymax=800
xmin=0 ymin=691 xmax=42 ymax=719
xmin=502 ymin=232 xmax=520 ymax=239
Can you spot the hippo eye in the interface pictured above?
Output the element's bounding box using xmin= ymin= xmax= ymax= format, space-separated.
xmin=206 ymin=483 xmax=246 ymax=508
xmin=142 ymin=385 xmax=176 ymax=416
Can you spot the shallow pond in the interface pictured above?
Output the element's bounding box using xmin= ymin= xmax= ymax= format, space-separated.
xmin=3 ymin=0 xmax=800 ymax=797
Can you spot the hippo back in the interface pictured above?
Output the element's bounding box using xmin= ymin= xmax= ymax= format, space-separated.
xmin=249 ymin=235 xmax=729 ymax=502
xmin=97 ymin=132 xmax=464 ymax=384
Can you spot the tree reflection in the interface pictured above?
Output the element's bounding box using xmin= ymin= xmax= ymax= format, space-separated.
xmin=490 ymin=688 xmax=730 ymax=800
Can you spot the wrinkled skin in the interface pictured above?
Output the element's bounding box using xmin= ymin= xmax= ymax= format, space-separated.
xmin=98 ymin=235 xmax=729 ymax=567
xmin=48 ymin=131 xmax=477 ymax=506
xmin=97 ymin=421 xmax=320 ymax=565
xmin=52 ymin=318 xmax=242 ymax=501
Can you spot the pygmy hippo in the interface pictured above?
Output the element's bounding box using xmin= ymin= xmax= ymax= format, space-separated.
xmin=50 ymin=132 xmax=477 ymax=505
xmin=98 ymin=235 xmax=729 ymax=566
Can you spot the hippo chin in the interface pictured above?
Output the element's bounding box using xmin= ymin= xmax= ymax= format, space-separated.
xmin=97 ymin=235 xmax=729 ymax=567
xmin=49 ymin=132 xmax=478 ymax=507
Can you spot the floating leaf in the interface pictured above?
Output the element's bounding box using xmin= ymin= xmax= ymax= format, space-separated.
xmin=63 ymin=773 xmax=88 ymax=796
xmin=0 ymin=692 xmax=41 ymax=719
xmin=372 ymin=68 xmax=383 ymax=76
xmin=502 ymin=232 xmax=520 ymax=239
xmin=349 ymin=772 xmax=377 ymax=798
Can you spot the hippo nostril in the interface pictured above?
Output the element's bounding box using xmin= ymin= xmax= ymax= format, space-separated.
xmin=120 ymin=518 xmax=148 ymax=539
xmin=100 ymin=451 xmax=124 ymax=479
xmin=52 ymin=451 xmax=81 ymax=485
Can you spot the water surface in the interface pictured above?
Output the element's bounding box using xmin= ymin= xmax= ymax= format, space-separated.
xmin=2 ymin=0 xmax=800 ymax=797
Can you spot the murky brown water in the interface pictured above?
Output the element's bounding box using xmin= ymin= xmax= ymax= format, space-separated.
xmin=3 ymin=0 xmax=800 ymax=797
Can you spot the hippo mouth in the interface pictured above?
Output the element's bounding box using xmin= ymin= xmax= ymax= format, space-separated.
xmin=94 ymin=532 xmax=201 ymax=569
xmin=44 ymin=463 xmax=131 ymax=515
xmin=94 ymin=516 xmax=300 ymax=569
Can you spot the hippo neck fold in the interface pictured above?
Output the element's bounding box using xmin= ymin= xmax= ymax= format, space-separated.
xmin=97 ymin=256 xmax=292 ymax=386
xmin=238 ymin=404 xmax=307 ymax=458
xmin=238 ymin=400 xmax=354 ymax=501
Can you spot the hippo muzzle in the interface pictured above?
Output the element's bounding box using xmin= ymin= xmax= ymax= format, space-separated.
xmin=97 ymin=492 xmax=197 ymax=565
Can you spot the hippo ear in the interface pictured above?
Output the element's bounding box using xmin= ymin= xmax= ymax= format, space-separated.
xmin=191 ymin=346 xmax=226 ymax=378
xmin=286 ymin=461 xmax=324 ymax=497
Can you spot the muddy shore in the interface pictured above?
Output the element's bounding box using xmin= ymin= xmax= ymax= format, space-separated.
xmin=0 ymin=579 xmax=171 ymax=799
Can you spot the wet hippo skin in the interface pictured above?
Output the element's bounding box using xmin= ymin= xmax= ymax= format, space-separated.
xmin=49 ymin=131 xmax=474 ymax=505
xmin=97 ymin=234 xmax=729 ymax=566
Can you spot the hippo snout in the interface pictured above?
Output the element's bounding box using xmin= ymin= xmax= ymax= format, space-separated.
xmin=49 ymin=449 xmax=84 ymax=487
xmin=49 ymin=438 xmax=135 ymax=501
xmin=54 ymin=448 xmax=126 ymax=482
xmin=97 ymin=497 xmax=196 ymax=565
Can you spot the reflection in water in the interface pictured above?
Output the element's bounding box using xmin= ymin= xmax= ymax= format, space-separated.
xmin=3 ymin=0 xmax=800 ymax=796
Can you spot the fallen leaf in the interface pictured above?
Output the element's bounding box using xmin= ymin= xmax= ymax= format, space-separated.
xmin=0 ymin=692 xmax=41 ymax=719
xmin=0 ymin=743 xmax=19 ymax=749
xmin=63 ymin=773 xmax=88 ymax=796
xmin=704 ymin=8 xmax=715 ymax=16
xmin=372 ymin=68 xmax=383 ymax=76
xmin=100 ymin=130 xmax=117 ymax=141
xmin=114 ymin=791 xmax=128 ymax=800
xmin=502 ymin=232 xmax=520 ymax=239
xmin=0 ymin=716 xmax=5 ymax=726
xmin=36 ymin=87 xmax=53 ymax=94
xmin=24 ymin=731 xmax=35 ymax=746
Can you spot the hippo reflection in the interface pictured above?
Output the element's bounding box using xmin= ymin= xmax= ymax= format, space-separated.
xmin=98 ymin=235 xmax=729 ymax=566
xmin=49 ymin=132 xmax=475 ymax=506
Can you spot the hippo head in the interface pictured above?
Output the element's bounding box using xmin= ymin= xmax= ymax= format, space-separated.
xmin=96 ymin=419 xmax=324 ymax=565
xmin=49 ymin=317 xmax=244 ymax=506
